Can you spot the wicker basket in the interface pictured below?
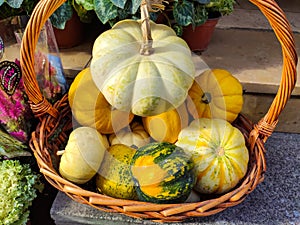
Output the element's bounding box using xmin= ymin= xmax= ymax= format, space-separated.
xmin=20 ymin=0 xmax=298 ymax=223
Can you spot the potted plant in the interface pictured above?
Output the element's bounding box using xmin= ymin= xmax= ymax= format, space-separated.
xmin=50 ymin=0 xmax=95 ymax=48
xmin=51 ymin=0 xmax=168 ymax=47
xmin=0 ymin=0 xmax=39 ymax=42
xmin=165 ymin=0 xmax=235 ymax=52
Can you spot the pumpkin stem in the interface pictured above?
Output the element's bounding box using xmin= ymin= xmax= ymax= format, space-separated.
xmin=201 ymin=92 xmax=212 ymax=104
xmin=140 ymin=0 xmax=154 ymax=55
xmin=216 ymin=147 xmax=225 ymax=157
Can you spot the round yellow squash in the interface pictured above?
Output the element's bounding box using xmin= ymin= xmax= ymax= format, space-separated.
xmin=96 ymin=144 xmax=138 ymax=200
xmin=187 ymin=69 xmax=243 ymax=123
xmin=68 ymin=68 xmax=134 ymax=134
xmin=90 ymin=19 xmax=195 ymax=116
xmin=59 ymin=127 xmax=109 ymax=184
xmin=176 ymin=118 xmax=249 ymax=194
xmin=142 ymin=103 xmax=189 ymax=143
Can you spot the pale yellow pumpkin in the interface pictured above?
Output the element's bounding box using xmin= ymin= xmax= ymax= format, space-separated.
xmin=68 ymin=68 xmax=134 ymax=134
xmin=109 ymin=121 xmax=150 ymax=148
xmin=59 ymin=127 xmax=108 ymax=184
xmin=187 ymin=69 xmax=243 ymax=123
xmin=90 ymin=19 xmax=195 ymax=116
xmin=142 ymin=103 xmax=189 ymax=143
xmin=176 ymin=118 xmax=249 ymax=194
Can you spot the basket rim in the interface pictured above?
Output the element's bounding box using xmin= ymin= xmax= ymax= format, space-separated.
xmin=19 ymin=0 xmax=298 ymax=222
xmin=30 ymin=94 xmax=266 ymax=222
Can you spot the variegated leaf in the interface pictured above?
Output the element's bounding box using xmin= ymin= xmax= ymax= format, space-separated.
xmin=75 ymin=0 xmax=94 ymax=10
xmin=94 ymin=0 xmax=118 ymax=24
xmin=5 ymin=0 xmax=23 ymax=8
xmin=173 ymin=0 xmax=194 ymax=26
xmin=110 ymin=0 xmax=126 ymax=9
xmin=50 ymin=2 xmax=73 ymax=29
xmin=131 ymin=0 xmax=141 ymax=14
xmin=193 ymin=4 xmax=208 ymax=26
xmin=194 ymin=0 xmax=210 ymax=4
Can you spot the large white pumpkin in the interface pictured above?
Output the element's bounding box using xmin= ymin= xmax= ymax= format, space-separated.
xmin=90 ymin=19 xmax=195 ymax=116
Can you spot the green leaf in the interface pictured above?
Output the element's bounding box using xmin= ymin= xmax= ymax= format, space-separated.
xmin=172 ymin=24 xmax=183 ymax=36
xmin=0 ymin=160 xmax=42 ymax=225
xmin=5 ymin=0 xmax=23 ymax=8
xmin=0 ymin=0 xmax=5 ymax=7
xmin=94 ymin=0 xmax=118 ymax=24
xmin=75 ymin=0 xmax=94 ymax=10
xmin=173 ymin=0 xmax=194 ymax=27
xmin=73 ymin=0 xmax=94 ymax=23
xmin=117 ymin=6 xmax=129 ymax=20
xmin=130 ymin=0 xmax=141 ymax=14
xmin=193 ymin=4 xmax=208 ymax=26
xmin=194 ymin=0 xmax=210 ymax=4
xmin=50 ymin=2 xmax=73 ymax=29
xmin=206 ymin=0 xmax=235 ymax=15
xmin=111 ymin=0 xmax=126 ymax=9
xmin=0 ymin=129 xmax=31 ymax=159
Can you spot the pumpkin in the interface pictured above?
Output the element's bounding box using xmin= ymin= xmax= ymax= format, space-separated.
xmin=142 ymin=103 xmax=189 ymax=143
xmin=187 ymin=69 xmax=243 ymax=123
xmin=59 ymin=127 xmax=108 ymax=184
xmin=109 ymin=121 xmax=150 ymax=149
xmin=131 ymin=142 xmax=195 ymax=203
xmin=68 ymin=68 xmax=134 ymax=134
xmin=176 ymin=118 xmax=249 ymax=194
xmin=96 ymin=144 xmax=137 ymax=200
xmin=90 ymin=19 xmax=195 ymax=116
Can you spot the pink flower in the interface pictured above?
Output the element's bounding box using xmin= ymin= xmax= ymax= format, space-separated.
xmin=0 ymin=59 xmax=34 ymax=143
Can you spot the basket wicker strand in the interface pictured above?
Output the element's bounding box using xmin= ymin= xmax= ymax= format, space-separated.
xmin=20 ymin=0 xmax=298 ymax=222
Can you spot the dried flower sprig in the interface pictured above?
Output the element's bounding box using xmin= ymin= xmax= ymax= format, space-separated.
xmin=0 ymin=126 xmax=31 ymax=159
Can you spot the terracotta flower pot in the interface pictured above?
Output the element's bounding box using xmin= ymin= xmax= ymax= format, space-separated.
xmin=53 ymin=12 xmax=85 ymax=49
xmin=182 ymin=16 xmax=220 ymax=52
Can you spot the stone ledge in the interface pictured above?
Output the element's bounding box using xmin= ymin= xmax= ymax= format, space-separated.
xmin=217 ymin=8 xmax=300 ymax=33
xmin=200 ymin=29 xmax=300 ymax=96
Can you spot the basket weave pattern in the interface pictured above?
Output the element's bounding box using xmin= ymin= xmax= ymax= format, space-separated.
xmin=20 ymin=0 xmax=298 ymax=222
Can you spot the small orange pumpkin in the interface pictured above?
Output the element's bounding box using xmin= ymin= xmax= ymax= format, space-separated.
xmin=187 ymin=69 xmax=243 ymax=123
xmin=68 ymin=68 xmax=134 ymax=134
xmin=142 ymin=103 xmax=189 ymax=143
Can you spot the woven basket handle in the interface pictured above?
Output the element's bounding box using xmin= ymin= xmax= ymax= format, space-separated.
xmin=248 ymin=0 xmax=298 ymax=143
xmin=20 ymin=0 xmax=297 ymax=140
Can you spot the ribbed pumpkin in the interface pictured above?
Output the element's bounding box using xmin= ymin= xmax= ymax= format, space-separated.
xmin=90 ymin=19 xmax=195 ymax=116
xmin=68 ymin=68 xmax=134 ymax=134
xmin=142 ymin=103 xmax=189 ymax=143
xmin=59 ymin=127 xmax=108 ymax=184
xmin=109 ymin=121 xmax=150 ymax=149
xmin=131 ymin=142 xmax=195 ymax=203
xmin=176 ymin=118 xmax=249 ymax=194
xmin=187 ymin=69 xmax=243 ymax=123
xmin=96 ymin=144 xmax=138 ymax=200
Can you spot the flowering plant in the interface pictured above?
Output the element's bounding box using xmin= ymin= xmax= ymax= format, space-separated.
xmin=0 ymin=59 xmax=34 ymax=143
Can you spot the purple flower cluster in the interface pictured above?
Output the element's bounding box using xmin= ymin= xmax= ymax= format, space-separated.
xmin=0 ymin=59 xmax=34 ymax=143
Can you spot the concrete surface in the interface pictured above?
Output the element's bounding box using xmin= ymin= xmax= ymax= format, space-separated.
xmin=50 ymin=132 xmax=300 ymax=225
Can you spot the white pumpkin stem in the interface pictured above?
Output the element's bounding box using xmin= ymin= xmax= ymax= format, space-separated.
xmin=140 ymin=0 xmax=154 ymax=55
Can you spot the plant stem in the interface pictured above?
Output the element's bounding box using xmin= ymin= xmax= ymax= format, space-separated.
xmin=140 ymin=0 xmax=154 ymax=55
